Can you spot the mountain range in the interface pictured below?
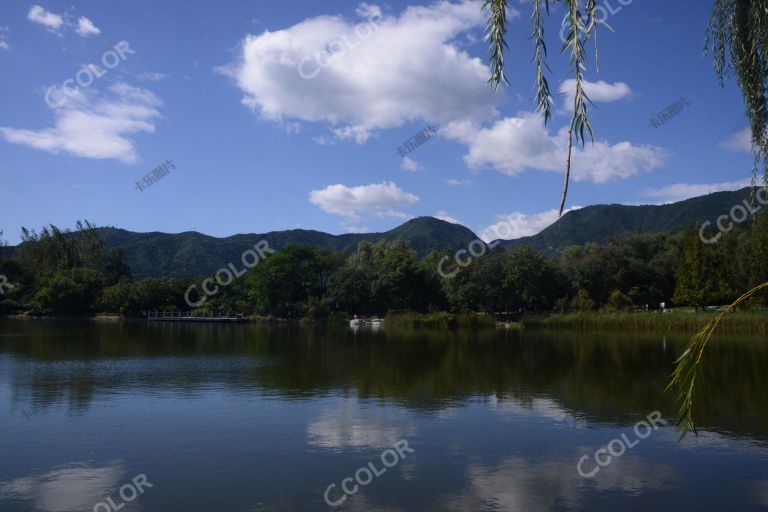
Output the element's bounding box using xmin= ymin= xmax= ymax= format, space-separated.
xmin=4 ymin=187 xmax=756 ymax=278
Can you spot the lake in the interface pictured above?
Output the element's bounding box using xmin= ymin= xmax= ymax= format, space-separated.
xmin=1 ymin=319 xmax=767 ymax=511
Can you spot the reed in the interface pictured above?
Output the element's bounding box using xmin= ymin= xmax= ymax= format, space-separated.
xmin=385 ymin=312 xmax=496 ymax=329
xmin=521 ymin=310 xmax=768 ymax=336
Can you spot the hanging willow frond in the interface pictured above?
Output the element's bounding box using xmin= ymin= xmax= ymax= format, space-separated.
xmin=560 ymin=0 xmax=597 ymax=216
xmin=483 ymin=0 xmax=510 ymax=90
xmin=707 ymin=0 xmax=768 ymax=183
xmin=667 ymin=281 xmax=768 ymax=439
xmin=483 ymin=0 xmax=599 ymax=216
xmin=664 ymin=0 xmax=768 ymax=439
xmin=531 ymin=0 xmax=553 ymax=123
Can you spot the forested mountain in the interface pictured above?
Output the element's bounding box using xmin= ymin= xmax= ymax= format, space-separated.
xmin=93 ymin=216 xmax=480 ymax=278
xmin=496 ymin=188 xmax=755 ymax=255
xmin=3 ymin=187 xmax=758 ymax=278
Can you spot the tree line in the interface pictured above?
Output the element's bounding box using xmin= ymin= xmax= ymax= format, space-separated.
xmin=1 ymin=216 xmax=766 ymax=318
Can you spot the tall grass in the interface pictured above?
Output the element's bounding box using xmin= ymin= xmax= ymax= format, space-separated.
xmin=385 ymin=312 xmax=496 ymax=329
xmin=521 ymin=310 xmax=768 ymax=336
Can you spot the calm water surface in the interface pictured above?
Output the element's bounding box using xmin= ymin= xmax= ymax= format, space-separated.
xmin=0 ymin=320 xmax=767 ymax=511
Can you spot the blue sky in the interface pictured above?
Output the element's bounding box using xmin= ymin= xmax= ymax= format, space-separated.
xmin=0 ymin=0 xmax=755 ymax=245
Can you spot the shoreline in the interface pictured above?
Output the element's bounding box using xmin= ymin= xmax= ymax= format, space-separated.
xmin=3 ymin=310 xmax=767 ymax=335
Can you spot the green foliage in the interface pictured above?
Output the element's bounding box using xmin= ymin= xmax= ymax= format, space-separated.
xmin=502 ymin=247 xmax=567 ymax=311
xmin=570 ymin=288 xmax=595 ymax=311
xmin=327 ymin=241 xmax=444 ymax=315
xmin=604 ymin=290 xmax=634 ymax=312
xmin=708 ymin=0 xmax=768 ymax=181
xmin=247 ymin=245 xmax=338 ymax=318
xmin=673 ymin=228 xmax=735 ymax=309
xmin=34 ymin=268 xmax=104 ymax=315
xmin=499 ymin=187 xmax=755 ymax=256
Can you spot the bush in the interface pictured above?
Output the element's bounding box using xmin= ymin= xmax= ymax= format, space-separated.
xmin=604 ymin=290 xmax=634 ymax=312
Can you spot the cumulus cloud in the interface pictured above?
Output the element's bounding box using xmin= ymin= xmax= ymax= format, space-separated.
xmin=0 ymin=461 xmax=124 ymax=512
xmin=401 ymin=156 xmax=421 ymax=172
xmin=75 ymin=16 xmax=100 ymax=37
xmin=27 ymin=5 xmax=65 ymax=33
xmin=559 ymin=79 xmax=631 ymax=111
xmin=309 ymin=181 xmax=419 ymax=220
xmin=721 ymin=127 xmax=751 ymax=153
xmin=223 ymin=0 xmax=502 ymax=142
xmin=444 ymin=113 xmax=667 ymax=183
xmin=446 ymin=178 xmax=472 ymax=186
xmin=307 ymin=398 xmax=416 ymax=449
xmin=645 ymin=178 xmax=753 ymax=203
xmin=0 ymin=83 xmax=162 ymax=164
xmin=443 ymin=455 xmax=676 ymax=512
xmin=479 ymin=206 xmax=581 ymax=242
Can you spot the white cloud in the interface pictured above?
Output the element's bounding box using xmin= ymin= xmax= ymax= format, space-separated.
xmin=307 ymin=398 xmax=416 ymax=449
xmin=0 ymin=26 xmax=10 ymax=51
xmin=401 ymin=156 xmax=421 ymax=172
xmin=0 ymin=461 xmax=124 ymax=512
xmin=223 ymin=0 xmax=503 ymax=143
xmin=721 ymin=127 xmax=751 ymax=153
xmin=479 ymin=206 xmax=581 ymax=242
xmin=309 ymin=181 xmax=419 ymax=220
xmin=0 ymin=83 xmax=162 ymax=164
xmin=645 ymin=178 xmax=753 ymax=203
xmin=442 ymin=455 xmax=676 ymax=512
xmin=444 ymin=113 xmax=667 ymax=183
xmin=75 ymin=16 xmax=100 ymax=37
xmin=27 ymin=5 xmax=64 ymax=33
xmin=559 ymin=79 xmax=632 ymax=110
xmin=138 ymin=71 xmax=169 ymax=82
xmin=446 ymin=178 xmax=472 ymax=186
xmin=435 ymin=210 xmax=461 ymax=224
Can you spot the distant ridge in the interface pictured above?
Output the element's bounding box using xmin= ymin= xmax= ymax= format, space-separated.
xmin=495 ymin=187 xmax=756 ymax=256
xmin=94 ymin=216 xmax=480 ymax=278
xmin=3 ymin=187 xmax=757 ymax=277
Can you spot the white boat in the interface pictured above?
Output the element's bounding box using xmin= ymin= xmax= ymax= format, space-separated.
xmin=349 ymin=318 xmax=384 ymax=328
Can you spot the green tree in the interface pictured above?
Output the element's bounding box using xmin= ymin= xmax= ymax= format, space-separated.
xmin=570 ymin=288 xmax=595 ymax=312
xmin=34 ymin=268 xmax=104 ymax=315
xmin=247 ymin=245 xmax=335 ymax=317
xmin=502 ymin=246 xmax=566 ymax=311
